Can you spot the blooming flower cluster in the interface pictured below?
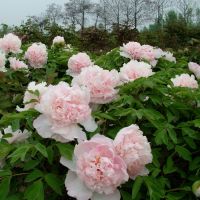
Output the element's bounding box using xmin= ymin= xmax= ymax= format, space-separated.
xmin=67 ymin=52 xmax=93 ymax=76
xmin=9 ymin=57 xmax=28 ymax=70
xmin=120 ymin=41 xmax=176 ymax=66
xmin=0 ymin=33 xmax=21 ymax=54
xmin=171 ymin=73 xmax=198 ymax=89
xmin=60 ymin=124 xmax=152 ymax=200
xmin=25 ymin=43 xmax=48 ymax=68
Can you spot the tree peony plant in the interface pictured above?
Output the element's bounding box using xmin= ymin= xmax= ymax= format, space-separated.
xmin=114 ymin=124 xmax=152 ymax=179
xmin=33 ymin=82 xmax=97 ymax=143
xmin=67 ymin=52 xmax=93 ymax=76
xmin=171 ymin=73 xmax=198 ymax=88
xmin=119 ymin=60 xmax=154 ymax=83
xmin=0 ymin=33 xmax=21 ymax=54
xmin=25 ymin=43 xmax=48 ymax=68
xmin=60 ymin=134 xmax=129 ymax=200
xmin=9 ymin=57 xmax=28 ymax=70
xmin=72 ymin=65 xmax=120 ymax=104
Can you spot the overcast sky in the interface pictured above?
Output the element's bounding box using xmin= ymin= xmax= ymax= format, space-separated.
xmin=0 ymin=0 xmax=67 ymax=26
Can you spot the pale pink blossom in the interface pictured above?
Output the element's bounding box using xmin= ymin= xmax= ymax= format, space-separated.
xmin=140 ymin=45 xmax=156 ymax=62
xmin=67 ymin=53 xmax=93 ymax=76
xmin=120 ymin=60 xmax=154 ymax=83
xmin=72 ymin=65 xmax=120 ymax=104
xmin=60 ymin=134 xmax=129 ymax=200
xmin=120 ymin=42 xmax=142 ymax=60
xmin=114 ymin=124 xmax=152 ymax=179
xmin=25 ymin=43 xmax=48 ymax=68
xmin=0 ymin=126 xmax=30 ymax=144
xmin=171 ymin=74 xmax=198 ymax=89
xmin=188 ymin=62 xmax=200 ymax=79
xmin=17 ymin=81 xmax=47 ymax=112
xmin=153 ymin=48 xmax=164 ymax=59
xmin=9 ymin=57 xmax=28 ymax=70
xmin=0 ymin=51 xmax=6 ymax=72
xmin=0 ymin=33 xmax=21 ymax=54
xmin=33 ymin=82 xmax=97 ymax=143
xmin=53 ymin=36 xmax=65 ymax=47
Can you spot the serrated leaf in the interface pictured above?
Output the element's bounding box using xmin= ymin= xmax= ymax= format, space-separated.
xmin=56 ymin=143 xmax=74 ymax=160
xmin=175 ymin=145 xmax=192 ymax=161
xmin=25 ymin=169 xmax=43 ymax=182
xmin=132 ymin=176 xmax=143 ymax=199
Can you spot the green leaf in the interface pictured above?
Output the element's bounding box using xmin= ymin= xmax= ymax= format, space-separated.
xmin=132 ymin=176 xmax=143 ymax=199
xmin=9 ymin=144 xmax=32 ymax=164
xmin=56 ymin=143 xmax=74 ymax=160
xmin=167 ymin=128 xmax=178 ymax=144
xmin=0 ymin=176 xmax=11 ymax=200
xmin=44 ymin=173 xmax=62 ymax=195
xmin=23 ymin=160 xmax=40 ymax=171
xmin=24 ymin=180 xmax=44 ymax=200
xmin=25 ymin=169 xmax=43 ymax=183
xmin=121 ymin=190 xmax=132 ymax=200
xmin=0 ymin=143 xmax=12 ymax=159
xmin=35 ymin=143 xmax=48 ymax=158
xmin=163 ymin=156 xmax=177 ymax=174
xmin=175 ymin=145 xmax=192 ymax=161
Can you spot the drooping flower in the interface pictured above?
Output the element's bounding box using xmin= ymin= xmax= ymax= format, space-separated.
xmin=0 ymin=126 xmax=30 ymax=144
xmin=33 ymin=82 xmax=97 ymax=143
xmin=72 ymin=65 xmax=120 ymax=104
xmin=67 ymin=53 xmax=93 ymax=76
xmin=16 ymin=81 xmax=47 ymax=112
xmin=114 ymin=124 xmax=153 ymax=179
xmin=9 ymin=57 xmax=28 ymax=70
xmin=171 ymin=74 xmax=198 ymax=89
xmin=25 ymin=43 xmax=48 ymax=68
xmin=60 ymin=134 xmax=129 ymax=200
xmin=188 ymin=62 xmax=200 ymax=79
xmin=120 ymin=60 xmax=154 ymax=83
xmin=192 ymin=180 xmax=200 ymax=198
xmin=0 ymin=33 xmax=21 ymax=54
xmin=0 ymin=51 xmax=6 ymax=72
xmin=52 ymin=36 xmax=65 ymax=47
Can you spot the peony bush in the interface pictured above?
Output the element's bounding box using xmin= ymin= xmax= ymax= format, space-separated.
xmin=0 ymin=34 xmax=200 ymax=200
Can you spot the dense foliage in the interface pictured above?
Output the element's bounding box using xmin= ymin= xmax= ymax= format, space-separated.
xmin=0 ymin=34 xmax=200 ymax=200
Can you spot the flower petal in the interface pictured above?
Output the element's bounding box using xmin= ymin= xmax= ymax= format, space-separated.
xmin=80 ymin=116 xmax=97 ymax=132
xmin=65 ymin=171 xmax=93 ymax=200
xmin=91 ymin=190 xmax=121 ymax=200
xmin=33 ymin=114 xmax=54 ymax=138
xmin=60 ymin=156 xmax=76 ymax=172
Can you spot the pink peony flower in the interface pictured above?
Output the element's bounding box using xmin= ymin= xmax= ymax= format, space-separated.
xmin=17 ymin=81 xmax=47 ymax=112
xmin=33 ymin=82 xmax=97 ymax=143
xmin=53 ymin=36 xmax=65 ymax=47
xmin=153 ymin=48 xmax=164 ymax=59
xmin=120 ymin=60 xmax=154 ymax=83
xmin=114 ymin=124 xmax=152 ymax=179
xmin=0 ymin=126 xmax=30 ymax=144
xmin=72 ymin=65 xmax=120 ymax=104
xmin=0 ymin=33 xmax=21 ymax=54
xmin=140 ymin=45 xmax=156 ymax=62
xmin=67 ymin=52 xmax=93 ymax=76
xmin=9 ymin=57 xmax=28 ymax=70
xmin=171 ymin=74 xmax=198 ymax=89
xmin=0 ymin=51 xmax=6 ymax=72
xmin=60 ymin=134 xmax=129 ymax=200
xmin=25 ymin=43 xmax=48 ymax=68
xmin=120 ymin=42 xmax=142 ymax=60
xmin=188 ymin=62 xmax=200 ymax=79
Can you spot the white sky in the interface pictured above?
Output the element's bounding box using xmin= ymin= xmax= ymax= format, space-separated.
xmin=0 ymin=0 xmax=67 ymax=26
